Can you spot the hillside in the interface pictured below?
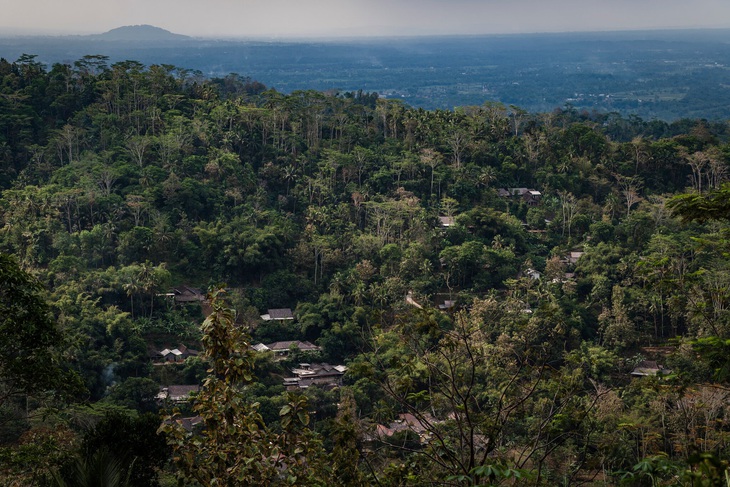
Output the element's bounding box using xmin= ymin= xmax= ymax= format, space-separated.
xmin=1 ymin=55 xmax=730 ymax=485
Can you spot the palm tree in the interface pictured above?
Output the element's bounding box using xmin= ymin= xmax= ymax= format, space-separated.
xmin=478 ymin=166 xmax=498 ymax=189
xmin=51 ymin=449 xmax=132 ymax=487
xmin=122 ymin=275 xmax=140 ymax=320
xmin=137 ymin=262 xmax=169 ymax=317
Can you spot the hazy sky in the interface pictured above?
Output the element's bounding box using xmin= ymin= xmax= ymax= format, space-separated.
xmin=3 ymin=0 xmax=730 ymax=38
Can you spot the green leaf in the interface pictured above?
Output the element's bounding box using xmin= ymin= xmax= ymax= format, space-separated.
xmin=297 ymin=411 xmax=309 ymax=425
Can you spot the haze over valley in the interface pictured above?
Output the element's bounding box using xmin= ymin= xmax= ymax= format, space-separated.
xmin=3 ymin=25 xmax=730 ymax=120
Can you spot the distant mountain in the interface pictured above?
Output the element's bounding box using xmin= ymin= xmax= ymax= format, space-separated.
xmin=92 ymin=25 xmax=190 ymax=41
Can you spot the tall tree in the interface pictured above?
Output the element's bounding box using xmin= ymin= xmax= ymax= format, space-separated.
xmin=0 ymin=253 xmax=83 ymax=408
xmin=160 ymin=289 xmax=327 ymax=485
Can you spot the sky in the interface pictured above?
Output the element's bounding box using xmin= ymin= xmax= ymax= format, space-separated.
xmin=3 ymin=0 xmax=730 ymax=38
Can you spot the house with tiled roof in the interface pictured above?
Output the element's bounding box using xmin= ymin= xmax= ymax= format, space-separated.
xmin=156 ymin=344 xmax=199 ymax=362
xmin=172 ymin=286 xmax=205 ymax=304
xmin=438 ymin=216 xmax=455 ymax=228
xmin=157 ymin=385 xmax=200 ymax=402
xmin=283 ymin=363 xmax=347 ymax=390
xmin=366 ymin=413 xmax=439 ymax=444
xmin=631 ymin=360 xmax=672 ymax=377
xmin=260 ymin=308 xmax=295 ymax=321
xmin=253 ymin=340 xmax=321 ymax=358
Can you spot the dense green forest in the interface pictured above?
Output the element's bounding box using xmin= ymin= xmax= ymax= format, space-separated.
xmin=1 ymin=53 xmax=730 ymax=485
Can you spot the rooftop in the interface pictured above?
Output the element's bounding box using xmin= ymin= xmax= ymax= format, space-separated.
xmin=261 ymin=308 xmax=295 ymax=320
xmin=438 ymin=216 xmax=455 ymax=227
xmin=157 ymin=385 xmax=200 ymax=401
xmin=257 ymin=340 xmax=321 ymax=352
xmin=631 ymin=360 xmax=672 ymax=377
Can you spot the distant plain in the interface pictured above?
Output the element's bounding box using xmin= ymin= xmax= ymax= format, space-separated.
xmin=3 ymin=28 xmax=730 ymax=120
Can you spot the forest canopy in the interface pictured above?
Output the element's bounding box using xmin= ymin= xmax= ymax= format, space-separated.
xmin=1 ymin=53 xmax=730 ymax=485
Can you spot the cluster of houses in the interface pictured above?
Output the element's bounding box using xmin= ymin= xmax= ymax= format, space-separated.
xmin=152 ymin=301 xmax=348 ymax=404
xmin=251 ymin=340 xmax=348 ymax=390
xmin=362 ymin=357 xmax=673 ymax=448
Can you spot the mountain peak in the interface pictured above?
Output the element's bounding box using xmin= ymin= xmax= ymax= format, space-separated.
xmin=94 ymin=25 xmax=190 ymax=41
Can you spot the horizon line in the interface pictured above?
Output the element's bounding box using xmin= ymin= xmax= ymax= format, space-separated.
xmin=2 ymin=24 xmax=730 ymax=42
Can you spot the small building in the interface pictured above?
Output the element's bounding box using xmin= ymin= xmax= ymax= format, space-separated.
xmin=631 ymin=360 xmax=672 ymax=377
xmin=177 ymin=416 xmax=203 ymax=432
xmin=162 ymin=415 xmax=203 ymax=432
xmin=563 ymin=251 xmax=585 ymax=265
xmin=253 ymin=340 xmax=321 ymax=358
xmin=157 ymin=344 xmax=199 ymax=362
xmin=499 ymin=188 xmax=542 ymax=206
xmin=508 ymin=187 xmax=530 ymax=197
xmin=391 ymin=413 xmax=433 ymax=436
xmin=368 ymin=413 xmax=438 ymax=444
xmin=159 ymin=348 xmax=182 ymax=362
xmin=437 ymin=216 xmax=454 ymax=228
xmin=260 ymin=308 xmax=295 ymax=321
xmin=551 ymin=272 xmax=576 ymax=284
xmin=172 ymin=286 xmax=205 ymax=304
xmin=524 ymin=190 xmax=542 ymax=206
xmin=284 ymin=363 xmax=347 ymax=390
xmin=157 ymin=385 xmax=200 ymax=402
xmin=570 ymin=251 xmax=584 ymax=264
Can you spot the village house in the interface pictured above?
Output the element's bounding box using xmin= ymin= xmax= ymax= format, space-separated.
xmin=437 ymin=216 xmax=455 ymax=228
xmin=631 ymin=360 xmax=673 ymax=377
xmin=524 ymin=190 xmax=542 ymax=206
xmin=252 ymin=340 xmax=321 ymax=358
xmin=157 ymin=385 xmax=200 ymax=403
xmin=155 ymin=344 xmax=199 ymax=363
xmin=171 ymin=286 xmax=205 ymax=304
xmin=563 ymin=251 xmax=585 ymax=266
xmin=497 ymin=187 xmax=543 ymax=206
xmin=260 ymin=308 xmax=295 ymax=321
xmin=283 ymin=363 xmax=347 ymax=390
xmin=551 ymin=272 xmax=576 ymax=284
xmin=176 ymin=416 xmax=203 ymax=432
xmin=161 ymin=415 xmax=203 ymax=433
xmin=368 ymin=413 xmax=438 ymax=445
